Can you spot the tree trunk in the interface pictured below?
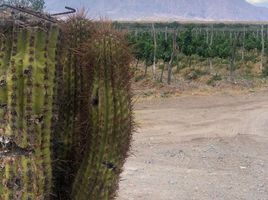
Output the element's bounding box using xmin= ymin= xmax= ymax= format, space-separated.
xmin=229 ymin=57 xmax=235 ymax=81
xmin=135 ymin=59 xmax=139 ymax=71
xmin=165 ymin=26 xmax=168 ymax=42
xmin=209 ymin=58 xmax=213 ymax=72
xmin=242 ymin=26 xmax=245 ymax=61
xmin=230 ymin=41 xmax=235 ymax=81
xmin=188 ymin=56 xmax=192 ymax=68
xmin=266 ymin=25 xmax=268 ymax=41
xmin=209 ymin=26 xmax=214 ymax=73
xmin=152 ymin=23 xmax=157 ymax=79
xmin=145 ymin=65 xmax=148 ymax=76
xmin=210 ymin=25 xmax=214 ymax=46
xmin=229 ymin=33 xmax=240 ymax=81
xmin=176 ymin=61 xmax=180 ymax=73
xmin=167 ymin=62 xmax=172 ymax=85
xmin=206 ymin=28 xmax=209 ymax=44
xmin=167 ymin=31 xmax=177 ymax=85
xmin=261 ymin=24 xmax=265 ymax=72
xmin=160 ymin=64 xmax=165 ymax=83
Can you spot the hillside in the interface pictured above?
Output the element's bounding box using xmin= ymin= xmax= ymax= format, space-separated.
xmin=45 ymin=0 xmax=268 ymax=21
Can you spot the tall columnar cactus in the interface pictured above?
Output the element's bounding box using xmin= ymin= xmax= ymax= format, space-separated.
xmin=70 ymin=26 xmax=134 ymax=200
xmin=0 ymin=22 xmax=60 ymax=199
xmin=0 ymin=14 xmax=134 ymax=200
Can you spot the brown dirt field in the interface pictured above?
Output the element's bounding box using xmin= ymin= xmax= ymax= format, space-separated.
xmin=117 ymin=90 xmax=268 ymax=200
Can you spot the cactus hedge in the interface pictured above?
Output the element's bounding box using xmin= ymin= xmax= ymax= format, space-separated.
xmin=0 ymin=13 xmax=133 ymax=200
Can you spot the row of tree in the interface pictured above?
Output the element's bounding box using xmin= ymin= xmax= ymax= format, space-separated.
xmin=126 ymin=24 xmax=268 ymax=84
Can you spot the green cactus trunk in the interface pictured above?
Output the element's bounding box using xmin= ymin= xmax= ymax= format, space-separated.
xmin=51 ymin=16 xmax=94 ymax=199
xmin=71 ymin=31 xmax=133 ymax=200
xmin=0 ymin=22 xmax=60 ymax=199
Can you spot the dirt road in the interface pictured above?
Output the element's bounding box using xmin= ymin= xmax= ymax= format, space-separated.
xmin=117 ymin=91 xmax=268 ymax=200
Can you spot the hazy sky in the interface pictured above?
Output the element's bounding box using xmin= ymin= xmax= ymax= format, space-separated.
xmin=44 ymin=0 xmax=268 ymax=12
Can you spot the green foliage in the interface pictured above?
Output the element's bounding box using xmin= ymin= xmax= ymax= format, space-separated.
xmin=181 ymin=27 xmax=194 ymax=57
xmin=244 ymin=32 xmax=261 ymax=51
xmin=128 ymin=32 xmax=154 ymax=66
xmin=2 ymin=0 xmax=45 ymax=11
xmin=125 ymin=24 xmax=266 ymax=73
xmin=244 ymin=34 xmax=255 ymax=51
xmin=195 ymin=35 xmax=209 ymax=58
xmin=157 ymin=35 xmax=172 ymax=62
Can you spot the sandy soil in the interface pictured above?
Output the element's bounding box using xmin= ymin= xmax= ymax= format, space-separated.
xmin=117 ymin=91 xmax=268 ymax=200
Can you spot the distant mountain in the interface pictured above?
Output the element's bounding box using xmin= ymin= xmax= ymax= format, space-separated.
xmin=45 ymin=0 xmax=268 ymax=21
